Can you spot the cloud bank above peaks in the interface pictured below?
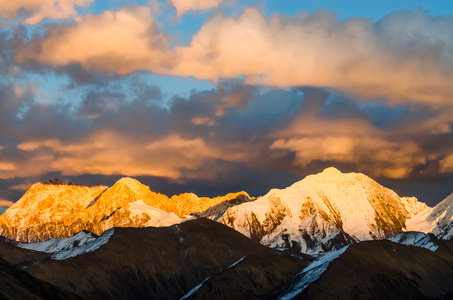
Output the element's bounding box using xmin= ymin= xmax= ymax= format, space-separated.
xmin=1 ymin=78 xmax=451 ymax=181
xmin=16 ymin=7 xmax=453 ymax=105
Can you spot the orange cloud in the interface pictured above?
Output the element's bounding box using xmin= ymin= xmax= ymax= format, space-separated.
xmin=440 ymin=155 xmax=453 ymax=173
xmin=271 ymin=136 xmax=425 ymax=179
xmin=9 ymin=132 xmax=223 ymax=179
xmin=0 ymin=0 xmax=93 ymax=24
xmin=0 ymin=200 xmax=14 ymax=207
xmin=16 ymin=6 xmax=172 ymax=75
xmin=0 ymin=162 xmax=15 ymax=171
xmin=170 ymin=0 xmax=222 ymax=16
xmin=17 ymin=7 xmax=453 ymax=104
xmin=18 ymin=139 xmax=105 ymax=152
xmin=174 ymin=8 xmax=453 ymax=104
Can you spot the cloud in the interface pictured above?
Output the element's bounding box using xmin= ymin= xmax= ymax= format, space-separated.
xmin=8 ymin=183 xmax=33 ymax=192
xmin=440 ymin=155 xmax=453 ymax=173
xmin=170 ymin=0 xmax=222 ymax=16
xmin=0 ymin=0 xmax=94 ymax=24
xmin=0 ymin=162 xmax=16 ymax=171
xmin=16 ymin=6 xmax=172 ymax=75
xmin=0 ymin=75 xmax=451 ymax=197
xmin=0 ymin=200 xmax=13 ymax=207
xmin=174 ymin=8 xmax=453 ymax=104
xmin=17 ymin=7 xmax=453 ymax=105
xmin=271 ymin=136 xmax=425 ymax=179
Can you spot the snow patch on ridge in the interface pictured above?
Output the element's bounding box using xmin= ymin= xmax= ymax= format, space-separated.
xmin=279 ymin=246 xmax=348 ymax=299
xmin=18 ymin=229 xmax=114 ymax=261
xmin=51 ymin=229 xmax=114 ymax=260
xmin=18 ymin=231 xmax=97 ymax=253
xmin=180 ymin=256 xmax=247 ymax=300
xmin=388 ymin=232 xmax=439 ymax=252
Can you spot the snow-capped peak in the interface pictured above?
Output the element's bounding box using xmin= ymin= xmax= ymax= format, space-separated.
xmin=320 ymin=166 xmax=343 ymax=177
xmin=219 ymin=168 xmax=418 ymax=254
xmin=114 ymin=177 xmax=144 ymax=193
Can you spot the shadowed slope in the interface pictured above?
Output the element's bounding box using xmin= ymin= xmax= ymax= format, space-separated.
xmin=0 ymin=256 xmax=80 ymax=300
xmin=292 ymin=240 xmax=453 ymax=299
xmin=26 ymin=218 xmax=307 ymax=300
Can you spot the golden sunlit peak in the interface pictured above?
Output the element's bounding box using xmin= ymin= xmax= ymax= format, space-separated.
xmin=321 ymin=167 xmax=342 ymax=175
xmin=114 ymin=177 xmax=145 ymax=190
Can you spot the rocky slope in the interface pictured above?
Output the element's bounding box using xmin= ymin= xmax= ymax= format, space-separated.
xmin=0 ymin=256 xmax=81 ymax=300
xmin=0 ymin=180 xmax=107 ymax=242
xmin=283 ymin=240 xmax=453 ymax=299
xmin=1 ymin=218 xmax=452 ymax=300
xmin=23 ymin=218 xmax=307 ymax=300
xmin=0 ymin=177 xmax=251 ymax=242
xmin=218 ymin=167 xmax=432 ymax=254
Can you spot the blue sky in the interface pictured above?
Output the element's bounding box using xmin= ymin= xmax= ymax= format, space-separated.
xmin=0 ymin=0 xmax=452 ymax=206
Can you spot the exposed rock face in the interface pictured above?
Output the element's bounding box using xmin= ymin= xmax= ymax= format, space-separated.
xmin=0 ymin=177 xmax=251 ymax=242
xmin=0 ymin=182 xmax=107 ymax=242
xmin=219 ymin=167 xmax=424 ymax=254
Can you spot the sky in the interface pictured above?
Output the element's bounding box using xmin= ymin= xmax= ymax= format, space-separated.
xmin=0 ymin=0 xmax=453 ymax=207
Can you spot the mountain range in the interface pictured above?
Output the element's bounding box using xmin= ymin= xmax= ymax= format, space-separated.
xmin=0 ymin=167 xmax=452 ymax=299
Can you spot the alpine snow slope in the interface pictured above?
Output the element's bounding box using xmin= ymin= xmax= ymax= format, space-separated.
xmin=218 ymin=167 xmax=444 ymax=254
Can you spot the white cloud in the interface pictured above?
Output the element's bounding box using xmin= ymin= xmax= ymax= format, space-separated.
xmin=0 ymin=0 xmax=94 ymax=24
xmin=170 ymin=0 xmax=222 ymax=16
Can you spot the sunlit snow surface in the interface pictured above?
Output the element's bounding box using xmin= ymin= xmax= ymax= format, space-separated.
xmin=18 ymin=231 xmax=97 ymax=253
xmin=128 ymin=200 xmax=182 ymax=227
xmin=279 ymin=246 xmax=348 ymax=300
xmin=180 ymin=256 xmax=247 ymax=300
xmin=407 ymin=192 xmax=453 ymax=240
xmin=388 ymin=232 xmax=439 ymax=252
xmin=17 ymin=229 xmax=114 ymax=261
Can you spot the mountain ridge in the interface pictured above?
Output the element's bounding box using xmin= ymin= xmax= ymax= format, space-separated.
xmin=0 ymin=177 xmax=252 ymax=242
xmin=0 ymin=168 xmax=451 ymax=255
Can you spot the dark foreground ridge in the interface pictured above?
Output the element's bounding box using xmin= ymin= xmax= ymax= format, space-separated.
xmin=0 ymin=219 xmax=452 ymax=299
xmin=293 ymin=239 xmax=453 ymax=300
xmin=20 ymin=218 xmax=307 ymax=299
xmin=0 ymin=256 xmax=80 ymax=300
